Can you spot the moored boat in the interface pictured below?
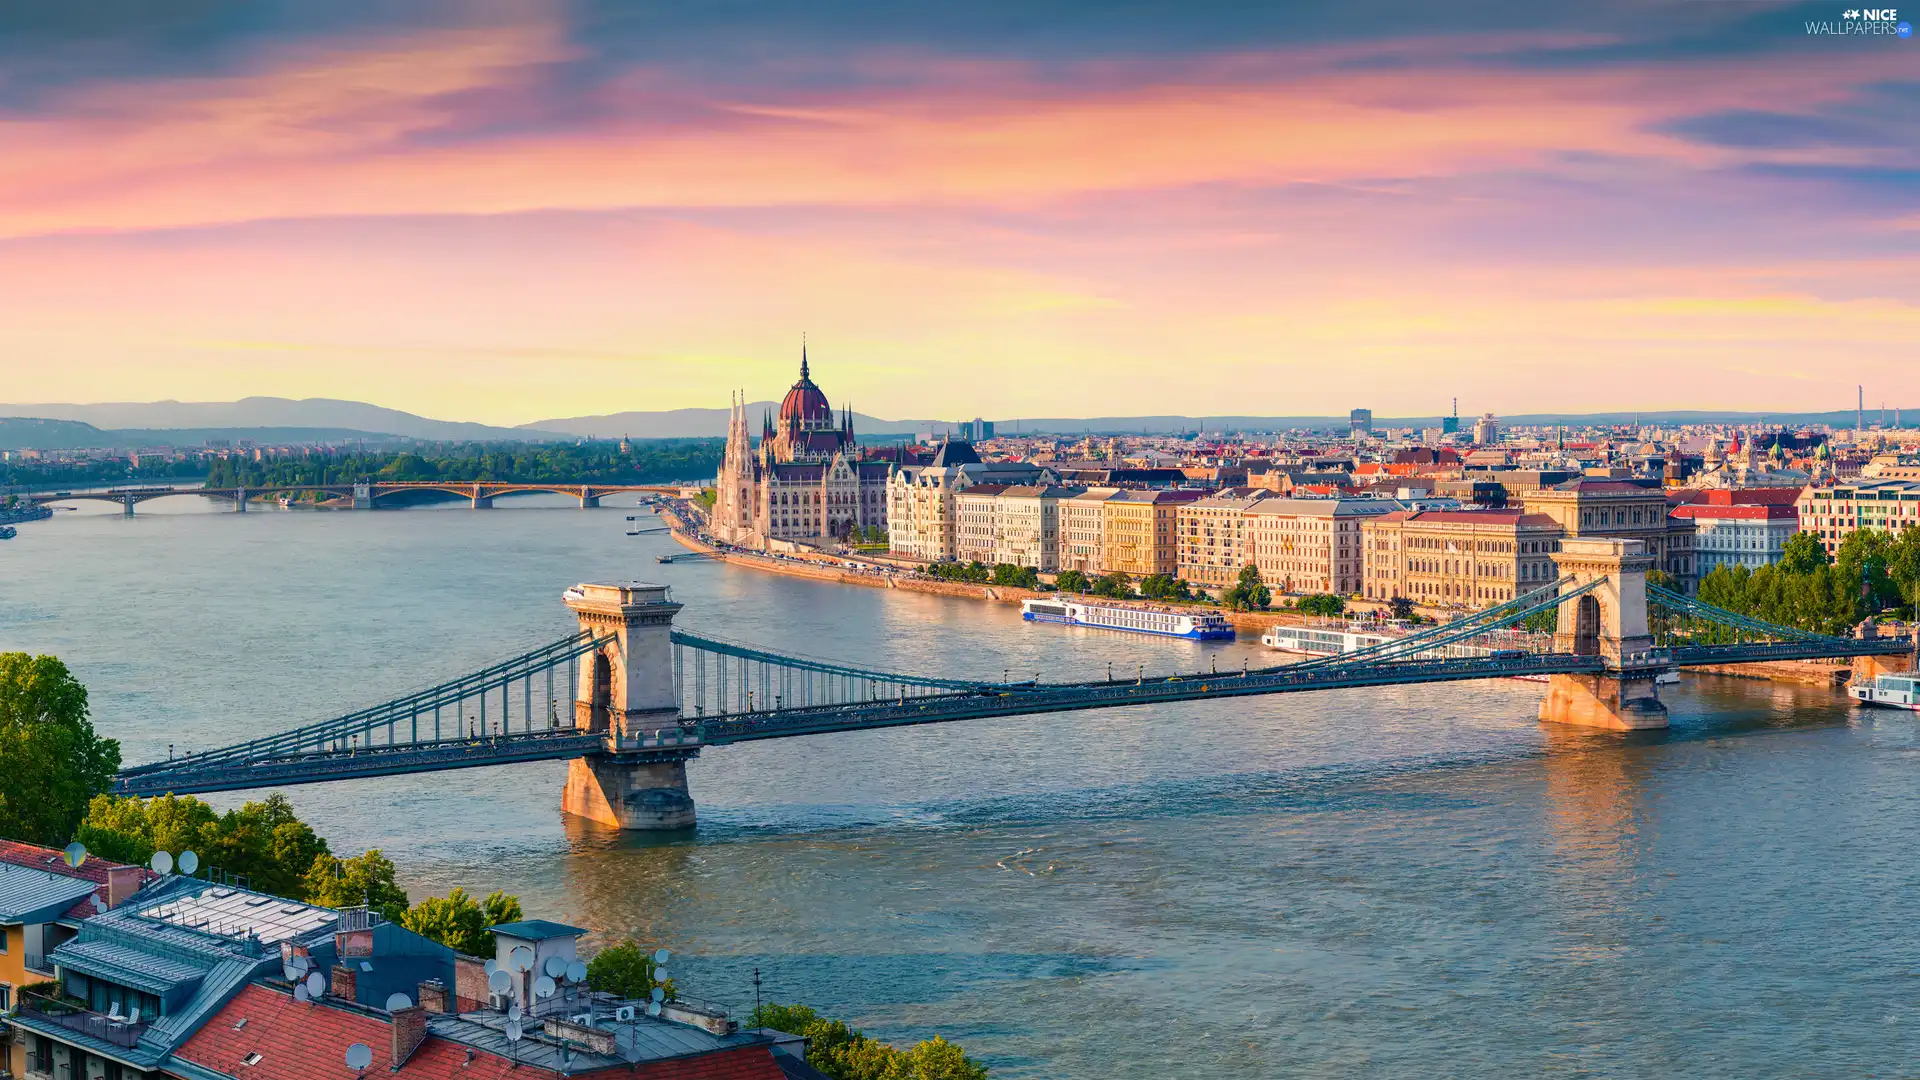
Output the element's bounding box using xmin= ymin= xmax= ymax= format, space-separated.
xmin=1850 ymin=673 xmax=1920 ymax=711
xmin=1022 ymin=598 xmax=1235 ymax=640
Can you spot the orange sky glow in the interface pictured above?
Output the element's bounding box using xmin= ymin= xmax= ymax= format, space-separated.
xmin=1 ymin=4 xmax=1914 ymax=424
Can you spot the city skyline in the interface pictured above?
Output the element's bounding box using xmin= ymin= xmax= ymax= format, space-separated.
xmin=3 ymin=2 xmax=1916 ymax=424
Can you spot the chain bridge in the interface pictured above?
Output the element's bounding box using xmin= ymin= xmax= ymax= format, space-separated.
xmin=114 ymin=538 xmax=1917 ymax=829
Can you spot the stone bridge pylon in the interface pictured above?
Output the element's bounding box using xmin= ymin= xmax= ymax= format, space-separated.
xmin=1538 ymin=538 xmax=1669 ymax=731
xmin=560 ymin=582 xmax=698 ymax=829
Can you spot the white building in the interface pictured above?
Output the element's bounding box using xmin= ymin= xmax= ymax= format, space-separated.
xmin=1059 ymin=488 xmax=1125 ymax=574
xmin=885 ymin=440 xmax=1052 ymax=563
xmin=994 ymin=485 xmax=1082 ymax=571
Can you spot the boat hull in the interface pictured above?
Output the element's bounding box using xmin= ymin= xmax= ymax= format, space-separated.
xmin=1023 ymin=611 xmax=1235 ymax=641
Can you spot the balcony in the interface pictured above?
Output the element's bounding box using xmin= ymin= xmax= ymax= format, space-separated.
xmin=17 ymin=993 xmax=149 ymax=1049
xmin=24 ymin=952 xmax=54 ymax=976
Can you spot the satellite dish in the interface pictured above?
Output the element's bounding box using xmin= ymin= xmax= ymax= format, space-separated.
xmin=544 ymin=955 xmax=568 ymax=978
xmin=90 ymin=895 xmax=107 ymax=914
xmin=509 ymin=945 xmax=535 ymax=973
xmin=304 ymin=971 xmax=326 ymax=998
xmin=385 ymin=993 xmax=412 ymax=1012
xmin=289 ymin=954 xmax=311 ymax=976
xmin=507 ymin=1003 xmax=523 ymax=1022
xmin=505 ymin=1019 xmax=524 ymax=1043
xmin=653 ymin=948 xmax=670 ymax=965
xmin=484 ymin=958 xmax=499 ymax=976
xmin=647 ymin=1001 xmax=661 ymax=1017
xmin=649 ymin=987 xmax=665 ymax=1003
xmin=149 ymin=851 xmax=174 ymax=876
xmin=178 ymin=850 xmax=200 ymax=876
xmin=486 ymin=969 xmax=511 ymax=995
xmin=533 ymin=975 xmax=556 ymax=999
xmin=294 ymin=983 xmax=312 ymax=1004
xmin=345 ymin=1043 xmax=373 ymax=1071
xmin=282 ymin=963 xmax=301 ymax=982
xmin=566 ymin=960 xmax=588 ymax=984
xmin=62 ymin=842 xmax=87 ymax=868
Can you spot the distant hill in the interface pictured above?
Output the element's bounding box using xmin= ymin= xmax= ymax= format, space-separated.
xmin=0 ymin=417 xmax=110 ymax=450
xmin=521 ymin=403 xmax=926 ymax=439
xmin=0 ymin=397 xmax=547 ymax=442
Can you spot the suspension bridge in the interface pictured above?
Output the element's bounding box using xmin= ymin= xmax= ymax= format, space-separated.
xmin=29 ymin=481 xmax=680 ymax=515
xmin=113 ymin=539 xmax=1917 ymax=828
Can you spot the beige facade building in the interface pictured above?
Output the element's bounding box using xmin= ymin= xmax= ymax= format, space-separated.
xmin=1520 ymin=479 xmax=1697 ymax=591
xmin=1361 ymin=509 xmax=1565 ymax=606
xmin=953 ymin=484 xmax=1009 ymax=564
xmin=885 ymin=440 xmax=1051 ymax=563
xmin=1102 ymin=490 xmax=1203 ymax=577
xmin=1059 ymin=488 xmax=1124 ymax=573
xmin=1246 ymin=498 xmax=1398 ymax=595
xmin=995 ymin=485 xmax=1081 ymax=570
xmin=1175 ymin=490 xmax=1266 ymax=589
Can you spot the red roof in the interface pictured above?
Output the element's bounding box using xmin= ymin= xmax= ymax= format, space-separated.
xmin=1669 ymin=503 xmax=1797 ymax=521
xmin=177 ymin=986 xmax=787 ymax=1080
xmin=1670 ymin=487 xmax=1803 ymax=506
xmin=0 ymin=838 xmax=152 ymax=919
xmin=778 ymin=355 xmax=833 ymax=426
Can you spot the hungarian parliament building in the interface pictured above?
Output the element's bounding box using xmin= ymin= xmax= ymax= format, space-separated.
xmin=711 ymin=350 xmax=893 ymax=546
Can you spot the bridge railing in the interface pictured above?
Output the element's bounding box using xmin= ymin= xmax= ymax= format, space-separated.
xmin=121 ymin=630 xmax=601 ymax=777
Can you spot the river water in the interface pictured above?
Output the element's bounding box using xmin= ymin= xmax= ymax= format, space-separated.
xmin=4 ymin=498 xmax=1918 ymax=1077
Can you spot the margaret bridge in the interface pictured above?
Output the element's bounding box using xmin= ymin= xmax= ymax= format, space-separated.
xmin=28 ymin=481 xmax=683 ymax=515
xmin=114 ymin=538 xmax=1918 ymax=829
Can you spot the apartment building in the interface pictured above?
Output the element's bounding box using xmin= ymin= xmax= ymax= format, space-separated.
xmin=1175 ymin=490 xmax=1266 ymax=589
xmin=1669 ymin=488 xmax=1803 ymax=575
xmin=1102 ymin=490 xmax=1204 ymax=577
xmin=953 ymin=484 xmax=1009 ymax=564
xmin=994 ymin=485 xmax=1083 ymax=571
xmin=1361 ymin=509 xmax=1566 ymax=606
xmin=1059 ymin=488 xmax=1125 ymax=573
xmin=1798 ymin=478 xmax=1920 ymax=557
xmin=885 ymin=440 xmax=1052 ymax=562
xmin=1521 ymin=479 xmax=1697 ymax=592
xmin=1245 ymin=498 xmax=1399 ymax=595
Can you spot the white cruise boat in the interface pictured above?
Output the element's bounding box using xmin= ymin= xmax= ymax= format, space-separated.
xmin=1022 ymin=598 xmax=1235 ymax=640
xmin=1260 ymin=624 xmax=1395 ymax=657
xmin=1851 ymin=673 xmax=1920 ymax=711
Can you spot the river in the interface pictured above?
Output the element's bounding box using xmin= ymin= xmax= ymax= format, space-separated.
xmin=4 ymin=497 xmax=1917 ymax=1077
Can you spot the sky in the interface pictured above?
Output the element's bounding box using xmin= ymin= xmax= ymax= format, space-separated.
xmin=0 ymin=0 xmax=1915 ymax=425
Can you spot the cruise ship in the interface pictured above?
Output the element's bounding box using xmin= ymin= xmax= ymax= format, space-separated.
xmin=1850 ymin=673 xmax=1920 ymax=711
xmin=1258 ymin=620 xmax=1680 ymax=684
xmin=1021 ymin=599 xmax=1236 ymax=640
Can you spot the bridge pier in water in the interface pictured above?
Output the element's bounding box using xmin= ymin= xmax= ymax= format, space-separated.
xmin=561 ymin=582 xmax=695 ymax=830
xmin=1538 ymin=538 xmax=1669 ymax=731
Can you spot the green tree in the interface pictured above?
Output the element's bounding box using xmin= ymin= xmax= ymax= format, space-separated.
xmin=1222 ymin=565 xmax=1270 ymax=612
xmin=1387 ymin=596 xmax=1415 ymax=621
xmin=1054 ymin=570 xmax=1088 ymax=593
xmin=77 ymin=793 xmax=329 ymax=898
xmin=1090 ymin=572 xmax=1134 ymax=599
xmin=1889 ymin=525 xmax=1920 ymax=621
xmin=401 ymin=887 xmax=521 ymax=956
xmin=0 ymin=654 xmax=121 ymax=846
xmin=1779 ymin=531 xmax=1829 ymax=575
xmin=303 ymin=849 xmax=409 ymax=922
xmin=585 ymin=939 xmax=676 ymax=1001
xmin=1296 ymin=593 xmax=1347 ymax=618
xmin=1138 ymin=575 xmax=1193 ymax=601
xmin=989 ymin=564 xmax=1039 ymax=589
xmin=885 ymin=1036 xmax=989 ymax=1080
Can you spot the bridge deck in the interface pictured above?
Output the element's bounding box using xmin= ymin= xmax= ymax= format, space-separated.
xmin=115 ymin=731 xmax=609 ymax=797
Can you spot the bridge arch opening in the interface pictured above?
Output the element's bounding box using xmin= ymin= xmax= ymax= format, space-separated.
xmin=1573 ymin=594 xmax=1602 ymax=657
xmin=589 ymin=652 xmax=613 ymax=733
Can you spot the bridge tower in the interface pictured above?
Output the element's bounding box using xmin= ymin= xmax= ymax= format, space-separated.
xmin=1538 ymin=538 xmax=1669 ymax=731
xmin=560 ymin=582 xmax=696 ymax=830
xmin=353 ymin=483 xmax=373 ymax=510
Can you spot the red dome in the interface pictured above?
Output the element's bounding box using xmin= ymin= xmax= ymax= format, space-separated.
xmin=779 ymin=353 xmax=833 ymax=426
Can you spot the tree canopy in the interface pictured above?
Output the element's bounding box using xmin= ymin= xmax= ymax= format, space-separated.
xmin=585 ymin=939 xmax=676 ymax=1001
xmin=1223 ymin=565 xmax=1270 ymax=611
xmin=401 ymin=888 xmax=524 ymax=957
xmin=0 ymin=654 xmax=121 ymax=846
xmin=1296 ymin=593 xmax=1347 ymax=618
xmin=303 ymin=849 xmax=410 ymax=923
xmin=78 ymin=793 xmax=326 ymax=898
xmin=748 ymin=1003 xmax=988 ymax=1080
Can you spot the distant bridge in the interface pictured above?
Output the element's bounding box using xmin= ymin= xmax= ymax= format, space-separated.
xmin=113 ymin=538 xmax=1917 ymax=829
xmin=30 ymin=482 xmax=683 ymax=515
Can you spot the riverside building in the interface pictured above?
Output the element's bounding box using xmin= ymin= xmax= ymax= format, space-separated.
xmin=885 ymin=440 xmax=1052 ymax=563
xmin=1245 ymin=498 xmax=1399 ymax=595
xmin=1798 ymin=478 xmax=1920 ymax=558
xmin=1361 ymin=509 xmax=1566 ymax=606
xmin=1520 ymin=478 xmax=1697 ymax=592
xmin=1669 ymin=489 xmax=1803 ymax=575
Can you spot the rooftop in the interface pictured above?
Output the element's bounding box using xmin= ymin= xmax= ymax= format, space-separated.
xmin=0 ymin=861 xmax=105 ymax=925
xmin=486 ymin=919 xmax=588 ymax=941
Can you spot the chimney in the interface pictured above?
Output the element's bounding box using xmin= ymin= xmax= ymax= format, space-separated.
xmin=332 ymin=963 xmax=358 ymax=1003
xmin=391 ymin=1005 xmax=428 ymax=1066
xmin=417 ymin=979 xmax=451 ymax=1015
xmin=106 ymin=866 xmax=144 ymax=909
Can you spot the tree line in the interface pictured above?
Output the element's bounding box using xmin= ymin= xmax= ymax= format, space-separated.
xmin=202 ymin=439 xmax=724 ymax=490
xmin=1695 ymin=528 xmax=1920 ymax=636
